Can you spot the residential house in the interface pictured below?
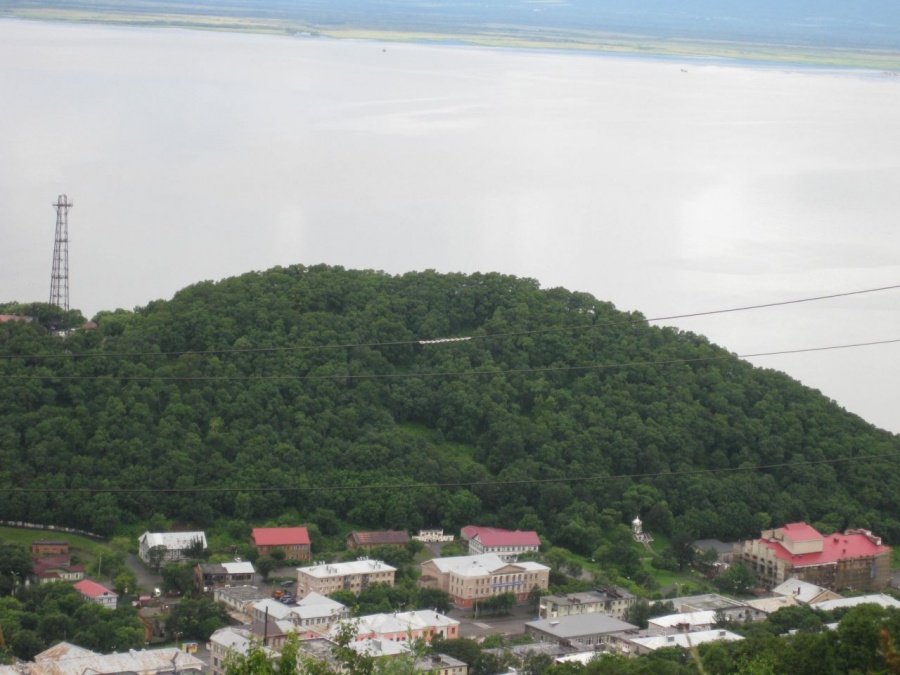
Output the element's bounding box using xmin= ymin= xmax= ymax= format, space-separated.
xmin=539 ymin=587 xmax=637 ymax=621
xmin=296 ymin=559 xmax=396 ymax=599
xmin=251 ymin=527 xmax=311 ymax=561
xmin=138 ymin=531 xmax=207 ymax=566
xmin=73 ymin=579 xmax=118 ymax=609
xmin=692 ymin=539 xmax=735 ymax=565
xmin=524 ymin=613 xmax=638 ymax=651
xmin=734 ymin=523 xmax=892 ymax=591
xmin=418 ymin=553 xmax=550 ymax=609
xmin=416 ymin=654 xmax=468 ymax=675
xmin=195 ymin=560 xmax=256 ymax=592
xmin=668 ymin=593 xmax=754 ymax=621
xmin=460 ymin=526 xmax=540 ymax=561
xmin=32 ymin=555 xmax=84 ymax=584
xmin=346 ymin=531 xmax=410 ymax=550
xmin=31 ymin=540 xmax=69 ymax=557
xmin=743 ymin=596 xmax=799 ymax=617
xmin=334 ymin=610 xmax=459 ymax=643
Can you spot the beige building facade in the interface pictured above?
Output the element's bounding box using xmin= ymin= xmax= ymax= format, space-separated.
xmin=418 ymin=553 xmax=549 ymax=609
xmin=296 ymin=559 xmax=396 ymax=599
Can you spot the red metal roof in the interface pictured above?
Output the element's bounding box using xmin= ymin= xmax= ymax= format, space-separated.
xmin=761 ymin=531 xmax=890 ymax=566
xmin=780 ymin=522 xmax=823 ymax=542
xmin=252 ymin=527 xmax=310 ymax=547
xmin=74 ymin=579 xmax=115 ymax=598
xmin=462 ymin=526 xmax=540 ymax=548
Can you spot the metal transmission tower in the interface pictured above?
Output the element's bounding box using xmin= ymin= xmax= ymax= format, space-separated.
xmin=49 ymin=194 xmax=73 ymax=335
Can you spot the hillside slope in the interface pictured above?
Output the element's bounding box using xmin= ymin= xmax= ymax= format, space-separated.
xmin=1 ymin=265 xmax=897 ymax=550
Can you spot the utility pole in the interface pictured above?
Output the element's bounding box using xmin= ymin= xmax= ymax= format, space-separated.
xmin=49 ymin=194 xmax=73 ymax=336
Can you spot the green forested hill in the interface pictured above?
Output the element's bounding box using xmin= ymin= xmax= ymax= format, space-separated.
xmin=1 ymin=265 xmax=897 ymax=548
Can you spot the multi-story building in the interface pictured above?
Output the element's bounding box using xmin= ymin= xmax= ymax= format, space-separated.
xmin=251 ymin=527 xmax=311 ymax=561
xmin=73 ymin=579 xmax=118 ymax=609
xmin=138 ymin=531 xmax=208 ymax=566
xmin=539 ymin=587 xmax=637 ymax=621
xmin=734 ymin=522 xmax=892 ymax=592
xmin=32 ymin=555 xmax=84 ymax=584
xmin=252 ymin=593 xmax=350 ymax=632
xmin=296 ymin=559 xmax=396 ymax=599
xmin=460 ymin=526 xmax=540 ymax=562
xmin=524 ymin=613 xmax=637 ymax=650
xmin=418 ymin=553 xmax=550 ymax=609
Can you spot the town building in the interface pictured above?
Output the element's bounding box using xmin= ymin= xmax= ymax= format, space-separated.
xmin=524 ymin=613 xmax=638 ymax=651
xmin=138 ymin=531 xmax=208 ymax=566
xmin=214 ymin=585 xmax=268 ymax=616
xmin=296 ymin=559 xmax=396 ymax=599
xmin=416 ymin=653 xmax=468 ymax=675
xmin=647 ymin=611 xmax=717 ymax=633
xmin=73 ymin=579 xmax=118 ymax=609
xmin=252 ymin=593 xmax=350 ymax=631
xmin=195 ymin=560 xmax=255 ymax=592
xmin=734 ymin=523 xmax=892 ymax=591
xmin=6 ymin=643 xmax=204 ymax=675
xmin=31 ymin=555 xmax=84 ymax=584
xmin=413 ymin=530 xmax=454 ymax=543
xmin=811 ymin=594 xmax=900 ymax=612
xmin=460 ymin=526 xmax=540 ymax=561
xmin=346 ymin=530 xmax=410 ymax=550
xmin=539 ymin=587 xmax=637 ymax=621
xmin=692 ymin=539 xmax=735 ymax=565
xmin=251 ymin=527 xmax=311 ymax=561
xmin=771 ymin=577 xmax=841 ymax=605
xmin=418 ymin=553 xmax=550 ymax=609
xmin=209 ymin=627 xmax=268 ymax=675
xmin=334 ymin=610 xmax=459 ymax=643
xmin=622 ymin=629 xmax=744 ymax=656
xmin=31 ymin=540 xmax=69 ymax=557
xmin=668 ymin=594 xmax=752 ymax=621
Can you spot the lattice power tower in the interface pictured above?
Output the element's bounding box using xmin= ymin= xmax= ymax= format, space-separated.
xmin=49 ymin=194 xmax=73 ymax=334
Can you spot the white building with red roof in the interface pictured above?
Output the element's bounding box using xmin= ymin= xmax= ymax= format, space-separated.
xmin=74 ymin=579 xmax=118 ymax=609
xmin=460 ymin=526 xmax=540 ymax=561
xmin=735 ymin=522 xmax=892 ymax=592
xmin=250 ymin=527 xmax=311 ymax=561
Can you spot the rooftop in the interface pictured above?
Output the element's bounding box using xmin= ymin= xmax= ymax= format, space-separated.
xmin=300 ymin=559 xmax=396 ymax=578
xmin=627 ymin=629 xmax=744 ymax=652
xmin=425 ymin=553 xmax=549 ymax=577
xmin=139 ymin=531 xmax=207 ymax=550
xmin=758 ymin=526 xmax=890 ymax=565
xmin=73 ymin=579 xmax=116 ymax=599
xmin=812 ymin=594 xmax=900 ymax=611
xmin=252 ymin=527 xmax=311 ymax=547
xmin=461 ymin=526 xmax=541 ymax=548
xmin=529 ymin=613 xmax=637 ymax=638
xmin=648 ymin=610 xmax=717 ymax=629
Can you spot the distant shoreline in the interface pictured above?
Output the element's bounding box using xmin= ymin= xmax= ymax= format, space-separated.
xmin=3 ymin=7 xmax=900 ymax=71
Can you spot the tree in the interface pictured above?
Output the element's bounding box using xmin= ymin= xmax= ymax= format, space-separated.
xmin=161 ymin=563 xmax=195 ymax=596
xmin=145 ymin=546 xmax=167 ymax=572
xmin=256 ymin=556 xmax=279 ymax=580
xmin=713 ymin=564 xmax=755 ymax=596
xmin=166 ymin=598 xmax=229 ymax=641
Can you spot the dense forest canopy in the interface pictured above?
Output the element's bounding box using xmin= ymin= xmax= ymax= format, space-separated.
xmin=1 ymin=265 xmax=898 ymax=547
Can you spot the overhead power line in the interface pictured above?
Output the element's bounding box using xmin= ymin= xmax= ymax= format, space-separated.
xmin=0 ymin=451 xmax=894 ymax=495
xmin=0 ymin=337 xmax=898 ymax=382
xmin=2 ymin=282 xmax=898 ymax=361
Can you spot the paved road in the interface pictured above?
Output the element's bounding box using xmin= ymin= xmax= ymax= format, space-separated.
xmin=126 ymin=553 xmax=163 ymax=594
xmin=450 ymin=604 xmax=537 ymax=639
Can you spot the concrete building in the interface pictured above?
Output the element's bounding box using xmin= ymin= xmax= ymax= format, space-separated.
xmin=5 ymin=643 xmax=203 ymax=675
xmin=524 ymin=613 xmax=638 ymax=651
xmin=647 ymin=611 xmax=718 ymax=633
xmin=539 ymin=588 xmax=637 ymax=621
xmin=251 ymin=527 xmax=311 ymax=561
xmin=460 ymin=526 xmax=540 ymax=561
xmin=734 ymin=523 xmax=892 ymax=591
xmin=622 ymin=629 xmax=744 ymax=656
xmin=195 ymin=560 xmax=255 ymax=591
xmin=418 ymin=553 xmax=550 ymax=609
xmin=209 ymin=627 xmax=268 ymax=675
xmin=73 ymin=579 xmax=118 ymax=609
xmin=138 ymin=531 xmax=207 ymax=566
xmin=296 ymin=559 xmax=396 ymax=599
xmin=252 ymin=593 xmax=350 ymax=631
xmin=214 ymin=585 xmax=268 ymax=615
xmin=771 ymin=577 xmax=841 ymax=605
xmin=334 ymin=610 xmax=459 ymax=643
xmin=812 ymin=594 xmax=900 ymax=611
